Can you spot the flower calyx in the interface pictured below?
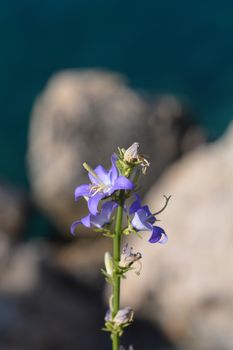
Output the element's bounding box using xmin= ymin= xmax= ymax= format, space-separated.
xmin=103 ymin=307 xmax=134 ymax=336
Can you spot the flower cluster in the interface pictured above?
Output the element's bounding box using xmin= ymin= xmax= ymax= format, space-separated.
xmin=70 ymin=143 xmax=170 ymax=348
xmin=71 ymin=146 xmax=169 ymax=244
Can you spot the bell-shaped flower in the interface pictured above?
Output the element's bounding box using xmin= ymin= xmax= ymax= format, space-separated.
xmin=71 ymin=201 xmax=117 ymax=235
xmin=74 ymin=155 xmax=134 ymax=215
xmin=129 ymin=195 xmax=168 ymax=244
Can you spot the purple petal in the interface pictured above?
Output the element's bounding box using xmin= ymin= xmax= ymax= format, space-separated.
xmin=81 ymin=214 xmax=91 ymax=228
xmin=112 ymin=176 xmax=134 ymax=192
xmin=148 ymin=226 xmax=167 ymax=244
xmin=142 ymin=205 xmax=156 ymax=224
xmin=75 ymin=184 xmax=90 ymax=200
xmin=109 ymin=154 xmax=118 ymax=183
xmin=129 ymin=194 xmax=142 ymax=215
xmin=70 ymin=220 xmax=82 ymax=235
xmin=158 ymin=231 xmax=168 ymax=244
xmin=131 ymin=209 xmax=153 ymax=231
xmin=90 ymin=201 xmax=117 ymax=227
xmin=88 ymin=166 xmax=101 ymax=185
xmin=91 ymin=214 xmax=106 ymax=228
xmin=102 ymin=201 xmax=117 ymax=218
xmin=92 ymin=165 xmax=110 ymax=185
xmin=88 ymin=193 xmax=104 ymax=215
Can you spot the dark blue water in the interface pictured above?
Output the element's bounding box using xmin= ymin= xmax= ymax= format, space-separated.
xmin=1 ymin=0 xmax=233 ymax=185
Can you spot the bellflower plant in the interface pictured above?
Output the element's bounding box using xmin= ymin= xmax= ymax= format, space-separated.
xmin=71 ymin=143 xmax=170 ymax=350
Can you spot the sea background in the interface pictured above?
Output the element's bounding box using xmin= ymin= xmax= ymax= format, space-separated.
xmin=0 ymin=0 xmax=233 ymax=187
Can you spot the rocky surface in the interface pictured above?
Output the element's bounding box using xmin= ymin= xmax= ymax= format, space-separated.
xmin=0 ymin=236 xmax=176 ymax=350
xmin=0 ymin=236 xmax=44 ymax=295
xmin=52 ymin=235 xmax=111 ymax=288
xmin=0 ymin=184 xmax=29 ymax=239
xmin=120 ymin=123 xmax=233 ymax=350
xmin=27 ymin=69 xmax=204 ymax=234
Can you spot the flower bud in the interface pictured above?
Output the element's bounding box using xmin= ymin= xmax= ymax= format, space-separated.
xmin=104 ymin=252 xmax=113 ymax=277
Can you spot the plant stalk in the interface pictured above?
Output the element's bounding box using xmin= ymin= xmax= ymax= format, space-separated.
xmin=112 ymin=191 xmax=124 ymax=350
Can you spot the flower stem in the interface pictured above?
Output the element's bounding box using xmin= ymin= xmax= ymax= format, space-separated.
xmin=112 ymin=191 xmax=124 ymax=350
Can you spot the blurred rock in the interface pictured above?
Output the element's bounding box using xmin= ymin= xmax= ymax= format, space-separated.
xmin=0 ymin=238 xmax=175 ymax=350
xmin=0 ymin=184 xmax=29 ymax=239
xmin=0 ymin=232 xmax=11 ymax=268
xmin=52 ymin=236 xmax=111 ymax=288
xmin=0 ymin=237 xmax=45 ymax=295
xmin=120 ymin=123 xmax=233 ymax=350
xmin=27 ymin=69 xmax=205 ymax=234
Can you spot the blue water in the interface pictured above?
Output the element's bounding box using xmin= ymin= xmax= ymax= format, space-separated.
xmin=1 ymin=0 xmax=233 ymax=185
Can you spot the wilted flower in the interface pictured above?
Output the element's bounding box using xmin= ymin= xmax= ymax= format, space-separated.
xmin=119 ymin=244 xmax=142 ymax=272
xmin=130 ymin=195 xmax=168 ymax=244
xmin=123 ymin=142 xmax=150 ymax=174
xmin=114 ymin=307 xmax=134 ymax=326
xmin=74 ymin=155 xmax=134 ymax=215
xmin=123 ymin=142 xmax=140 ymax=163
xmin=70 ymin=201 xmax=117 ymax=235
xmin=104 ymin=306 xmax=134 ymax=326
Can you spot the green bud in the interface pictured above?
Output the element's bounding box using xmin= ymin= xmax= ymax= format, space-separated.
xmin=104 ymin=252 xmax=113 ymax=277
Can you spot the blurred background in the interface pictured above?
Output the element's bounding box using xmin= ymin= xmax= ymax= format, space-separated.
xmin=0 ymin=1 xmax=232 ymax=349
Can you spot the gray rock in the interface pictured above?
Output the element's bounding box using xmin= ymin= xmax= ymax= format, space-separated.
xmin=120 ymin=123 xmax=233 ymax=350
xmin=27 ymin=69 xmax=204 ymax=234
xmin=0 ymin=238 xmax=45 ymax=295
xmin=0 ymin=184 xmax=29 ymax=239
xmin=52 ymin=235 xmax=111 ymax=287
xmin=0 ymin=238 xmax=175 ymax=350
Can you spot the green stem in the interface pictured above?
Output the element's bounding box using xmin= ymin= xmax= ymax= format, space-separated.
xmin=112 ymin=191 xmax=124 ymax=350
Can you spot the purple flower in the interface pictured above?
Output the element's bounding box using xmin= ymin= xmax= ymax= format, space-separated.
xmin=71 ymin=201 xmax=117 ymax=235
xmin=129 ymin=195 xmax=168 ymax=244
xmin=75 ymin=155 xmax=134 ymax=215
